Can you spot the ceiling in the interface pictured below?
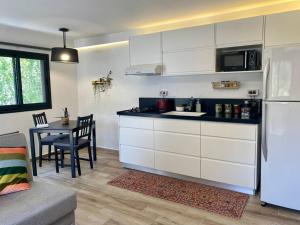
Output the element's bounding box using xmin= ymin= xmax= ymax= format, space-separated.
xmin=0 ymin=0 xmax=298 ymax=39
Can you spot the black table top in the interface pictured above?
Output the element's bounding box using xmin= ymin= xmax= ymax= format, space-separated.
xmin=117 ymin=110 xmax=261 ymax=124
xmin=30 ymin=120 xmax=96 ymax=131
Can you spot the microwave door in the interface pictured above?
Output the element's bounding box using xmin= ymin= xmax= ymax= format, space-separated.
xmin=221 ymin=52 xmax=245 ymax=71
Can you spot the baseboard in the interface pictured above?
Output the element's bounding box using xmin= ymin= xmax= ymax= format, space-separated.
xmin=96 ymin=145 xmax=118 ymax=151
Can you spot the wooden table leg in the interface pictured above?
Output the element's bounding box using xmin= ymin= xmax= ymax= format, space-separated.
xmin=29 ymin=130 xmax=37 ymax=176
xmin=92 ymin=124 xmax=97 ymax=161
xmin=69 ymin=132 xmax=76 ymax=178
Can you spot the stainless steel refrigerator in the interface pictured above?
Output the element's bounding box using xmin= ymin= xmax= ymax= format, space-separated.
xmin=261 ymin=46 xmax=300 ymax=210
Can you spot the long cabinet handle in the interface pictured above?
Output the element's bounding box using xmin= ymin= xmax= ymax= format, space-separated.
xmin=262 ymin=102 xmax=268 ymax=161
xmin=263 ymin=58 xmax=270 ymax=100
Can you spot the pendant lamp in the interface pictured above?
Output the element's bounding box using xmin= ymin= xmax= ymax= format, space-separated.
xmin=51 ymin=28 xmax=79 ymax=63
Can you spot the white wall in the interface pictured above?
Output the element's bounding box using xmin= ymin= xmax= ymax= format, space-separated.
xmin=0 ymin=25 xmax=78 ymax=157
xmin=77 ymin=42 xmax=262 ymax=151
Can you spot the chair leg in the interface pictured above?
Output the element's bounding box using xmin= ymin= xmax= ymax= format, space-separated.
xmin=54 ymin=147 xmax=59 ymax=173
xmin=39 ymin=145 xmax=43 ymax=167
xmin=48 ymin=145 xmax=52 ymax=161
xmin=75 ymin=150 xmax=81 ymax=176
xmin=60 ymin=150 xmax=64 ymax=168
xmin=88 ymin=146 xmax=93 ymax=169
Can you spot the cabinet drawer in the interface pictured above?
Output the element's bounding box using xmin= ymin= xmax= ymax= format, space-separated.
xmin=154 ymin=118 xmax=200 ymax=134
xmin=155 ymin=152 xmax=200 ymax=178
xmin=201 ymin=122 xmax=256 ymax=140
xmin=201 ymin=159 xmax=255 ymax=189
xmin=163 ymin=47 xmax=215 ymax=75
xmin=201 ymin=136 xmax=256 ymax=164
xmin=120 ymin=116 xmax=153 ymax=130
xmin=162 ymin=25 xmax=214 ymax=52
xmin=120 ymin=145 xmax=154 ymax=168
xmin=155 ymin=131 xmax=200 ymax=157
xmin=119 ymin=127 xmax=153 ymax=149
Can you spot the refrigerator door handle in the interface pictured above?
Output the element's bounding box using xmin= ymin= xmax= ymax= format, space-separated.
xmin=262 ymin=102 xmax=268 ymax=161
xmin=263 ymin=58 xmax=270 ymax=100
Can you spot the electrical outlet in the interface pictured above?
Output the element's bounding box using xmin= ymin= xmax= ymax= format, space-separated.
xmin=247 ymin=89 xmax=259 ymax=97
xmin=159 ymin=90 xmax=168 ymax=97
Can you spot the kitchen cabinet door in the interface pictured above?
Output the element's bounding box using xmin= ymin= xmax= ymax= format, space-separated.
xmin=119 ymin=127 xmax=154 ymax=149
xmin=119 ymin=145 xmax=155 ymax=168
xmin=162 ymin=25 xmax=214 ymax=52
xmin=201 ymin=159 xmax=256 ymax=189
xmin=265 ymin=11 xmax=300 ymax=47
xmin=216 ymin=16 xmax=263 ymax=47
xmin=163 ymin=47 xmax=215 ymax=75
xmin=201 ymin=136 xmax=256 ymax=165
xmin=120 ymin=116 xmax=153 ymax=130
xmin=201 ymin=122 xmax=257 ymax=141
xmin=129 ymin=33 xmax=162 ymax=65
xmin=155 ymin=131 xmax=200 ymax=157
xmin=154 ymin=118 xmax=200 ymax=134
xmin=155 ymin=151 xmax=201 ymax=178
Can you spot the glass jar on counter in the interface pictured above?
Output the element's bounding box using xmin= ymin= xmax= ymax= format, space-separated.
xmin=215 ymin=104 xmax=223 ymax=114
xmin=224 ymin=104 xmax=232 ymax=115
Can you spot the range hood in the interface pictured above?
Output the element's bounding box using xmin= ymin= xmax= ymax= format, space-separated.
xmin=125 ymin=64 xmax=163 ymax=75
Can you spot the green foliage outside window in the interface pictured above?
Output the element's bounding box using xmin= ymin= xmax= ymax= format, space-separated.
xmin=20 ymin=58 xmax=45 ymax=104
xmin=0 ymin=57 xmax=16 ymax=105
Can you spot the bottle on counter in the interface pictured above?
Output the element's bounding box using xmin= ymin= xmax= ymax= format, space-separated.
xmin=233 ymin=104 xmax=241 ymax=118
xmin=241 ymin=101 xmax=251 ymax=119
xmin=196 ymin=99 xmax=202 ymax=112
xmin=62 ymin=107 xmax=69 ymax=125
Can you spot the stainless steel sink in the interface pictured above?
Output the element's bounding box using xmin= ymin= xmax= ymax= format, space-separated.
xmin=162 ymin=111 xmax=206 ymax=117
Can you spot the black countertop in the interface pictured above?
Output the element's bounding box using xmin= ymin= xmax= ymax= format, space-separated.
xmin=117 ymin=110 xmax=261 ymax=124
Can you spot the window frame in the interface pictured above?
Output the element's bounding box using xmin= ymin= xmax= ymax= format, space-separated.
xmin=0 ymin=48 xmax=52 ymax=114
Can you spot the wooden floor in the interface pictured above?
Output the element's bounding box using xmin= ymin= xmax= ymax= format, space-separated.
xmin=36 ymin=149 xmax=300 ymax=225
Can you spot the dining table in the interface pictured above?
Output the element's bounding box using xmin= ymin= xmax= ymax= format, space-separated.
xmin=29 ymin=120 xmax=96 ymax=178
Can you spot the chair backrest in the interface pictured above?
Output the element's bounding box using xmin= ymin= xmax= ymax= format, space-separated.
xmin=32 ymin=112 xmax=48 ymax=126
xmin=75 ymin=114 xmax=93 ymax=144
xmin=32 ymin=112 xmax=48 ymax=139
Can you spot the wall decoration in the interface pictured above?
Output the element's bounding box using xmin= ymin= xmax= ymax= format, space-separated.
xmin=92 ymin=71 xmax=113 ymax=95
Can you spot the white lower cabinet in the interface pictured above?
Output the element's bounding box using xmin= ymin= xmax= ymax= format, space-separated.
xmin=201 ymin=159 xmax=255 ymax=189
xmin=119 ymin=116 xmax=259 ymax=192
xmin=119 ymin=127 xmax=153 ymax=149
xmin=155 ymin=131 xmax=200 ymax=157
xmin=119 ymin=145 xmax=155 ymax=168
xmin=155 ymin=151 xmax=201 ymax=178
xmin=201 ymin=136 xmax=256 ymax=165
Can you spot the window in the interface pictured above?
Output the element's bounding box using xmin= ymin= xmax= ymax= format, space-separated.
xmin=0 ymin=49 xmax=51 ymax=113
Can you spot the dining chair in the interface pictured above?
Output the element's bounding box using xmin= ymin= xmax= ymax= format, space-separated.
xmin=32 ymin=112 xmax=67 ymax=167
xmin=54 ymin=114 xmax=94 ymax=176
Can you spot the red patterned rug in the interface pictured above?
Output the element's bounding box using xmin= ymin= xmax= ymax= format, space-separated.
xmin=108 ymin=170 xmax=249 ymax=218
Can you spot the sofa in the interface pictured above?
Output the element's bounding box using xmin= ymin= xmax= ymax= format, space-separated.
xmin=0 ymin=132 xmax=77 ymax=225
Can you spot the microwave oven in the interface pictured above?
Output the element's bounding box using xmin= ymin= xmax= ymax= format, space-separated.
xmin=220 ymin=49 xmax=260 ymax=72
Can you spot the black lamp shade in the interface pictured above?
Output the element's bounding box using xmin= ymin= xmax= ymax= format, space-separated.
xmin=51 ymin=47 xmax=79 ymax=63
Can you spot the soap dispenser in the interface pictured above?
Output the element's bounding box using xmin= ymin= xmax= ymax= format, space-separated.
xmin=196 ymin=99 xmax=202 ymax=112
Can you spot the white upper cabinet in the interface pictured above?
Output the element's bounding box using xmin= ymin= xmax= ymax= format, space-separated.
xmin=129 ymin=33 xmax=162 ymax=65
xmin=265 ymin=11 xmax=300 ymax=47
xmin=216 ymin=16 xmax=264 ymax=47
xmin=162 ymin=25 xmax=215 ymax=52
xmin=163 ymin=48 xmax=215 ymax=75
